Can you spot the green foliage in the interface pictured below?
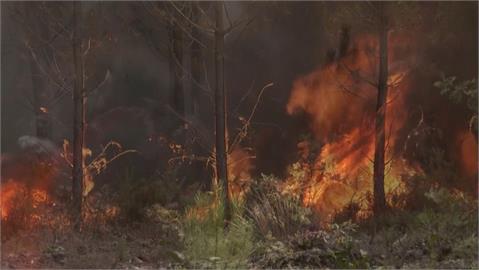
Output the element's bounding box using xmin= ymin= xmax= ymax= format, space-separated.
xmin=434 ymin=76 xmax=477 ymax=110
xmin=362 ymin=188 xmax=478 ymax=268
xmin=434 ymin=76 xmax=478 ymax=132
xmin=252 ymin=221 xmax=370 ymax=269
xmin=397 ymin=147 xmax=472 ymax=209
xmin=287 ymin=162 xmax=308 ymax=189
xmin=245 ymin=174 xmax=313 ymax=239
xmin=182 ymin=189 xmax=255 ymax=269
xmin=250 ymin=186 xmax=477 ymax=269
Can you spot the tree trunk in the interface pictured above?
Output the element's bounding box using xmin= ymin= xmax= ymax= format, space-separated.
xmin=214 ymin=2 xmax=231 ymax=226
xmin=72 ymin=1 xmax=85 ymax=225
xmin=372 ymin=15 xmax=388 ymax=215
xmin=169 ymin=21 xmax=185 ymax=116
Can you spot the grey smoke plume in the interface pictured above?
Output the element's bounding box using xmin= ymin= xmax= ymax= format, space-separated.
xmin=17 ymin=135 xmax=58 ymax=155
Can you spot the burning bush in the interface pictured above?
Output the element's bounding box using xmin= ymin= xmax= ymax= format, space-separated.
xmin=283 ymin=30 xmax=478 ymax=221
xmin=1 ymin=180 xmax=66 ymax=241
xmin=286 ymin=33 xmax=413 ymax=147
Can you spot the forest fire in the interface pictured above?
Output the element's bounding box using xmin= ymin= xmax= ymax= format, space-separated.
xmin=1 ymin=181 xmax=22 ymax=219
xmin=1 ymin=180 xmax=51 ymax=221
xmin=456 ymin=131 xmax=478 ymax=178
xmin=285 ymin=33 xmax=420 ymax=220
xmin=1 ymin=152 xmax=60 ymax=223
xmin=1 ymin=1 xmax=477 ymax=269
xmin=228 ymin=147 xmax=254 ymax=198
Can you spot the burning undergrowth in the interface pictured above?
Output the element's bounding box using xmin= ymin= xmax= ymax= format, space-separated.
xmin=282 ymin=32 xmax=477 ymax=221
xmin=1 ymin=136 xmax=135 ymax=240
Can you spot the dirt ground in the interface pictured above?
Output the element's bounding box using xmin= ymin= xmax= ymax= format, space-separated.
xmin=1 ymin=220 xmax=184 ymax=269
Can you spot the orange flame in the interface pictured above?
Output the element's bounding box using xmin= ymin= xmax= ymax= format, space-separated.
xmin=228 ymin=147 xmax=254 ymax=199
xmin=1 ymin=153 xmax=59 ymax=223
xmin=1 ymin=180 xmax=50 ymax=220
xmin=285 ymin=33 xmax=417 ymax=221
xmin=1 ymin=181 xmax=23 ymax=219
xmin=455 ymin=131 xmax=478 ymax=179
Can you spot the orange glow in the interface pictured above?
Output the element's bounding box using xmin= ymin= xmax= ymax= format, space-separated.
xmin=228 ymin=147 xmax=254 ymax=199
xmin=1 ymin=152 xmax=60 ymax=222
xmin=1 ymin=180 xmax=50 ymax=220
xmin=456 ymin=131 xmax=478 ymax=178
xmin=285 ymin=32 xmax=416 ymax=221
xmin=1 ymin=181 xmax=23 ymax=219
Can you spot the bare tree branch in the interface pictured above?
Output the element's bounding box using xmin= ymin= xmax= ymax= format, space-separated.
xmin=229 ymin=83 xmax=274 ymax=153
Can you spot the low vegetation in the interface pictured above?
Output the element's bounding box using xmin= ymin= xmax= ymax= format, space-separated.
xmin=182 ymin=189 xmax=256 ymax=269
xmin=178 ymin=177 xmax=477 ymax=269
xmin=2 ymin=163 xmax=477 ymax=269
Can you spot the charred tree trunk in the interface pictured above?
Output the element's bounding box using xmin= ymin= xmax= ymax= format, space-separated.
xmin=372 ymin=11 xmax=389 ymax=215
xmin=169 ymin=21 xmax=185 ymax=116
xmin=72 ymin=1 xmax=85 ymax=225
xmin=214 ymin=2 xmax=231 ymax=226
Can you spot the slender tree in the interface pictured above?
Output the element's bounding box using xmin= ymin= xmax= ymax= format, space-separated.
xmin=72 ymin=1 xmax=85 ymax=223
xmin=326 ymin=1 xmax=422 ymax=215
xmin=214 ymin=2 xmax=231 ymax=225
xmin=372 ymin=2 xmax=388 ymax=214
xmin=135 ymin=2 xmax=253 ymax=225
xmin=14 ymin=2 xmax=115 ymax=224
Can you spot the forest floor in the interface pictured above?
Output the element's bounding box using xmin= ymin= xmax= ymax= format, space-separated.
xmin=1 ymin=220 xmax=184 ymax=269
xmin=1 ymin=183 xmax=477 ymax=269
xmin=2 ymin=208 xmax=477 ymax=270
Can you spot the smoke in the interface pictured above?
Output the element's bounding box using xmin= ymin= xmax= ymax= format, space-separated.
xmin=17 ymin=135 xmax=58 ymax=155
xmin=1 ymin=2 xmax=477 ymax=188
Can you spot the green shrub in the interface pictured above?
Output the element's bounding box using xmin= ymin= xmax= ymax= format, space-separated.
xmin=252 ymin=221 xmax=370 ymax=269
xmin=182 ymin=188 xmax=255 ymax=269
xmin=434 ymin=76 xmax=477 ymax=132
xmin=362 ymin=188 xmax=478 ymax=268
xmin=245 ymin=174 xmax=313 ymax=239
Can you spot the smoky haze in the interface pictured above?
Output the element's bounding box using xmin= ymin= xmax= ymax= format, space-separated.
xmin=1 ymin=2 xmax=477 ymax=187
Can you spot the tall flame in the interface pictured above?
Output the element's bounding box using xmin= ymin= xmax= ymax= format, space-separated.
xmin=286 ymin=33 xmax=417 ymax=220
